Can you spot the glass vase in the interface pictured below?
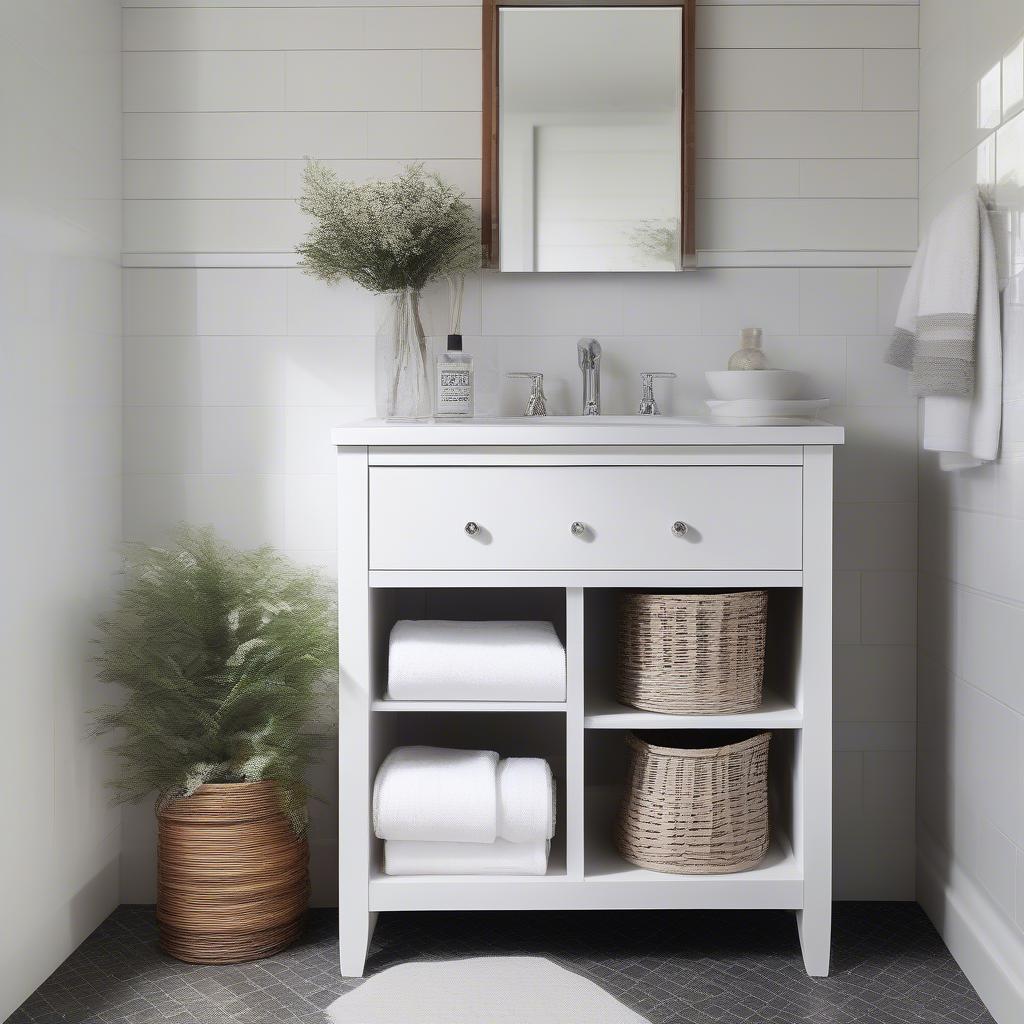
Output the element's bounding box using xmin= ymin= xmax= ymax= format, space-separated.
xmin=376 ymin=287 xmax=431 ymax=420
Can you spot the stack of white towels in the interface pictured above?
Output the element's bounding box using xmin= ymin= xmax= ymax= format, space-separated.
xmin=373 ymin=746 xmax=556 ymax=875
xmin=387 ymin=620 xmax=566 ymax=702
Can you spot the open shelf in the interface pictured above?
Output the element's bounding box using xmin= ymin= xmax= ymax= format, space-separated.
xmin=373 ymin=699 xmax=566 ymax=713
xmin=583 ymin=690 xmax=801 ymax=730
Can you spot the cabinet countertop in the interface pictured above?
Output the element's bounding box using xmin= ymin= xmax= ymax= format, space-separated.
xmin=332 ymin=417 xmax=845 ymax=447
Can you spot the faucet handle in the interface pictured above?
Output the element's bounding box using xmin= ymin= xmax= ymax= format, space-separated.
xmin=638 ymin=372 xmax=677 ymax=416
xmin=506 ymin=372 xmax=547 ymax=417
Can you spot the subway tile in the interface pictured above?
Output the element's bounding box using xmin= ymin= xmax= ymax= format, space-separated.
xmin=366 ymin=112 xmax=480 ymax=159
xmin=422 ymin=51 xmax=481 ymax=112
xmin=124 ymin=268 xmax=199 ymax=335
xmin=835 ymin=837 xmax=915 ymax=900
xmin=863 ymin=750 xmax=916 ymax=841
xmin=958 ymin=589 xmax=1024 ymax=715
xmin=698 ymin=199 xmax=917 ymax=252
xmin=286 ymin=406 xmax=366 ymax=476
xmin=764 ymin=335 xmax=847 ymax=406
xmin=697 ymin=269 xmax=800 ymax=335
xmin=364 ymin=6 xmax=480 ymax=50
xmin=200 ymin=407 xmax=288 ymax=476
xmin=284 ymin=337 xmax=376 ymax=407
xmin=861 ymin=571 xmax=918 ymax=645
xmin=481 ymin=274 xmax=624 ymax=336
xmin=123 ymin=406 xmax=199 ymax=475
xmin=722 ymin=112 xmax=918 ymax=160
xmin=124 ymin=160 xmax=288 ymax=200
xmin=123 ymin=51 xmax=285 ymax=113
xmin=696 ymin=159 xmax=800 ymax=199
xmin=124 ymin=199 xmax=304 ymax=253
xmin=877 ymin=267 xmax=911 ymax=334
xmin=190 ymin=474 xmax=288 ymax=549
xmin=799 ymin=159 xmax=918 ymax=199
xmin=619 ymin=276 xmax=701 ymax=336
xmin=835 ymin=501 xmax=917 ymax=572
xmin=863 ymin=50 xmax=920 ymax=112
xmin=195 ymin=269 xmax=288 ymax=335
xmin=800 ymin=270 xmax=879 ymax=335
xmin=285 ymin=158 xmax=481 ymax=200
xmin=834 ymin=751 xmax=865 ymax=841
xmin=198 ymin=337 xmax=287 ymax=407
xmin=123 ymin=336 xmax=202 ymax=405
xmin=697 ymin=49 xmax=862 ymax=112
xmin=123 ymin=8 xmax=365 ymax=50
xmin=835 ymin=644 xmax=917 ymax=722
xmin=834 ymin=406 xmax=918 ymax=503
xmin=284 ymin=474 xmax=337 ymax=550
xmin=846 ymin=336 xmax=916 ymax=408
xmin=697 ymin=5 xmax=918 ymax=50
xmin=286 ymin=51 xmax=421 ymax=113
xmin=834 ymin=571 xmax=862 ymax=645
xmin=285 ymin=271 xmax=376 ymax=337
xmin=124 ymin=112 xmax=368 ymax=161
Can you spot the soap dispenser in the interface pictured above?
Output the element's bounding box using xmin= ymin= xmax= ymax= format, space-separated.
xmin=435 ymin=333 xmax=474 ymax=418
xmin=728 ymin=327 xmax=769 ymax=370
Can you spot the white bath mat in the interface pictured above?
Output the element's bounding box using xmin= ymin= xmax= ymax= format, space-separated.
xmin=325 ymin=956 xmax=649 ymax=1024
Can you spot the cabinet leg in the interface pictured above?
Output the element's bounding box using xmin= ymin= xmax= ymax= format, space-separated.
xmin=796 ymin=906 xmax=831 ymax=977
xmin=340 ymin=911 xmax=378 ymax=978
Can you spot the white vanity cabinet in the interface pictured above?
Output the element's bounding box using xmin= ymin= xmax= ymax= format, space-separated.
xmin=334 ymin=420 xmax=843 ymax=980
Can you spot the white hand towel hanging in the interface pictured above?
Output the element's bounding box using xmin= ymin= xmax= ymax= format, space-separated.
xmin=886 ymin=190 xmax=1003 ymax=470
xmin=373 ymin=746 xmax=499 ymax=844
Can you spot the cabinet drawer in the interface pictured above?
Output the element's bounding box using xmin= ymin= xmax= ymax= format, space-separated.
xmin=369 ymin=466 xmax=802 ymax=571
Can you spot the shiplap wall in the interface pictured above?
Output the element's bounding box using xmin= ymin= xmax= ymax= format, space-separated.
xmin=120 ymin=0 xmax=921 ymax=904
xmin=916 ymin=2 xmax=1024 ymax=1018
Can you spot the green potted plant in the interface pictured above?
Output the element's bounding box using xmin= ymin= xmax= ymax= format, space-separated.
xmin=296 ymin=161 xmax=481 ymax=420
xmin=93 ymin=526 xmax=336 ymax=963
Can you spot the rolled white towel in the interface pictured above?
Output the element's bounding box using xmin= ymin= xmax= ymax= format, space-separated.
xmin=373 ymin=746 xmax=498 ymax=844
xmin=384 ymin=839 xmax=550 ymax=876
xmin=497 ymin=758 xmax=556 ymax=843
xmin=387 ymin=620 xmax=566 ymax=702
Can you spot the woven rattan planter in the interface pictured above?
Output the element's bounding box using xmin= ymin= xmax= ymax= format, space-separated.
xmin=156 ymin=781 xmax=309 ymax=964
xmin=616 ymin=591 xmax=768 ymax=714
xmin=615 ymin=730 xmax=771 ymax=874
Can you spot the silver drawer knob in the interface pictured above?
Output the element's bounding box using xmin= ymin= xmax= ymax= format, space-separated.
xmin=464 ymin=521 xmax=480 ymax=536
xmin=671 ymin=521 xmax=688 ymax=537
xmin=570 ymin=521 xmax=586 ymax=536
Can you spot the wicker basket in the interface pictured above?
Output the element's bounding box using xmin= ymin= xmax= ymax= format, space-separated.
xmin=616 ymin=591 xmax=768 ymax=714
xmin=157 ymin=781 xmax=309 ymax=964
xmin=615 ymin=730 xmax=771 ymax=874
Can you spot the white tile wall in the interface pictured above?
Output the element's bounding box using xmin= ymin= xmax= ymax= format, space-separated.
xmin=917 ymin=0 xmax=1024 ymax=974
xmin=120 ymin=1 xmax=922 ymax=904
xmin=0 ymin=2 xmax=122 ymax=1019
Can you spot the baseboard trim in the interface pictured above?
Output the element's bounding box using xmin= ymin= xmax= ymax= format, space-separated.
xmin=917 ymin=828 xmax=1024 ymax=1024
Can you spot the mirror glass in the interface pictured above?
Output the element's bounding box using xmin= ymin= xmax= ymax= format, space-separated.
xmin=498 ymin=6 xmax=683 ymax=272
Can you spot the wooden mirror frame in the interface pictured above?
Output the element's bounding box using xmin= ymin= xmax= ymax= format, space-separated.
xmin=482 ymin=0 xmax=696 ymax=271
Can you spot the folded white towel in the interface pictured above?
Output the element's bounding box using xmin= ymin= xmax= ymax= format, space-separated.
xmin=922 ymin=198 xmax=1003 ymax=470
xmin=497 ymin=758 xmax=556 ymax=843
xmin=387 ymin=620 xmax=566 ymax=702
xmin=383 ymin=839 xmax=550 ymax=876
xmin=373 ymin=746 xmax=499 ymax=844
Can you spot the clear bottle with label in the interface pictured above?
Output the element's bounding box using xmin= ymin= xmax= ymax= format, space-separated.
xmin=435 ymin=334 xmax=474 ymax=418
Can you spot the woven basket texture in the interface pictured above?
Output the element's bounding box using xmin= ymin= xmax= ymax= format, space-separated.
xmin=616 ymin=591 xmax=768 ymax=714
xmin=615 ymin=730 xmax=772 ymax=874
xmin=157 ymin=781 xmax=309 ymax=964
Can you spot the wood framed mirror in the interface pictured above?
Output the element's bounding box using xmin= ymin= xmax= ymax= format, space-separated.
xmin=482 ymin=0 xmax=695 ymax=272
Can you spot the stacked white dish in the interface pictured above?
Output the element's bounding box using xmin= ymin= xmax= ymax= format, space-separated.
xmin=705 ymin=370 xmax=828 ymax=424
xmin=373 ymin=746 xmax=556 ymax=875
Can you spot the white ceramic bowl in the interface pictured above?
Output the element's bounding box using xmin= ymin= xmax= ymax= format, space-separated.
xmin=705 ymin=369 xmax=805 ymax=401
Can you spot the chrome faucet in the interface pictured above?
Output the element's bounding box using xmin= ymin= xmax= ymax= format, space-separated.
xmin=577 ymin=338 xmax=602 ymax=415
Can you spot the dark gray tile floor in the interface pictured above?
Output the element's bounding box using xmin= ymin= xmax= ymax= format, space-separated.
xmin=7 ymin=903 xmax=994 ymax=1024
